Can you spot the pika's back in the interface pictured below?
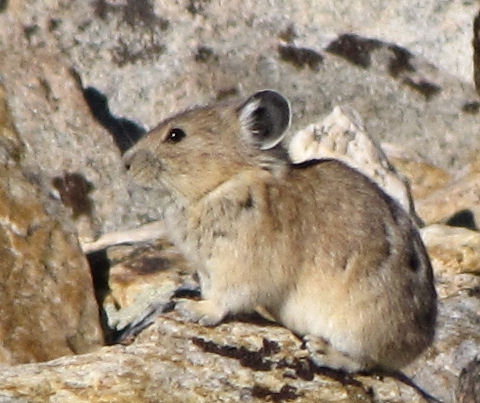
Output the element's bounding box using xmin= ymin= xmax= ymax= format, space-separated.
xmin=255 ymin=158 xmax=436 ymax=369
xmin=265 ymin=158 xmax=422 ymax=278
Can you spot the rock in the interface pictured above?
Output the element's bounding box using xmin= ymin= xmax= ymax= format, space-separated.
xmin=2 ymin=216 xmax=469 ymax=402
xmin=457 ymin=357 xmax=480 ymax=403
xmin=395 ymin=224 xmax=480 ymax=402
xmin=0 ymin=5 xmax=138 ymax=239
xmin=387 ymin=157 xmax=452 ymax=201
xmin=401 ymin=141 xmax=480 ymax=227
xmin=0 ymin=83 xmax=103 ymax=364
xmin=422 ymin=224 xmax=480 ymax=276
xmin=407 ymin=288 xmax=480 ymax=403
xmin=104 ymin=238 xmax=195 ymax=331
xmin=63 ymin=1 xmax=480 ymax=174
xmin=289 ymin=105 xmax=417 ymax=219
xmin=0 ymin=310 xmax=433 ymax=403
xmin=415 ymin=169 xmax=480 ymax=227
xmin=420 ymin=223 xmax=480 ymax=299
xmin=310 ymin=1 xmax=477 ymax=84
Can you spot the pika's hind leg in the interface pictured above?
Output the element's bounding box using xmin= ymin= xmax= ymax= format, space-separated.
xmin=304 ymin=335 xmax=365 ymax=372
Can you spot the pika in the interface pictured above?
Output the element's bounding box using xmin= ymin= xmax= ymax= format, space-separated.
xmin=124 ymin=90 xmax=437 ymax=371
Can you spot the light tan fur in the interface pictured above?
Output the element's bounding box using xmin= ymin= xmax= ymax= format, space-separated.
xmin=123 ymin=91 xmax=437 ymax=371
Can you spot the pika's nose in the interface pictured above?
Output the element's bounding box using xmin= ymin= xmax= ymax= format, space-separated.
xmin=123 ymin=149 xmax=161 ymax=174
xmin=123 ymin=149 xmax=136 ymax=171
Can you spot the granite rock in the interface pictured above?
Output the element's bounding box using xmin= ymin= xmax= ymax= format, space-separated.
xmin=415 ymin=166 xmax=480 ymax=227
xmin=289 ymin=105 xmax=417 ymax=218
xmin=0 ymin=83 xmax=103 ymax=364
xmin=20 ymin=217 xmax=474 ymax=402
xmin=457 ymin=357 xmax=480 ymax=403
xmin=422 ymin=224 xmax=480 ymax=277
xmin=0 ymin=310 xmax=434 ymax=403
xmin=0 ymin=0 xmax=145 ymax=239
xmin=387 ymin=157 xmax=452 ymax=202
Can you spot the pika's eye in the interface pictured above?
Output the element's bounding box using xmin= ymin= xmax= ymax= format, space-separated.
xmin=166 ymin=128 xmax=186 ymax=143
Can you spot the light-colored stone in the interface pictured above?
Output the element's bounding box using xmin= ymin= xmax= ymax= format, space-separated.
xmin=81 ymin=221 xmax=166 ymax=254
xmin=297 ymin=0 xmax=477 ymax=84
xmin=0 ymin=311 xmax=432 ymax=403
xmin=411 ymin=147 xmax=480 ymax=226
xmin=388 ymin=157 xmax=452 ymax=201
xmin=421 ymin=224 xmax=480 ymax=299
xmin=105 ymin=238 xmax=194 ymax=330
xmin=0 ymin=83 xmax=103 ymax=364
xmin=415 ymin=171 xmax=480 ymax=225
xmin=45 ymin=219 xmax=479 ymax=403
xmin=0 ymin=6 xmax=136 ymax=238
xmin=289 ymin=105 xmax=416 ymax=217
xmin=407 ymin=290 xmax=480 ymax=403
xmin=422 ymin=224 xmax=480 ymax=276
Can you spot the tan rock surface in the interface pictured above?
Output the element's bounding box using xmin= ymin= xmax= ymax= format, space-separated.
xmin=388 ymin=158 xmax=452 ymax=202
xmin=415 ymin=171 xmax=480 ymax=226
xmin=422 ymin=224 xmax=480 ymax=276
xmin=0 ymin=311 xmax=431 ymax=403
xmin=0 ymin=83 xmax=103 ymax=364
xmin=105 ymin=239 xmax=194 ymax=330
xmin=0 ymin=6 xmax=134 ymax=239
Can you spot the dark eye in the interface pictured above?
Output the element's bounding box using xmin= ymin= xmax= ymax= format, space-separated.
xmin=166 ymin=128 xmax=186 ymax=143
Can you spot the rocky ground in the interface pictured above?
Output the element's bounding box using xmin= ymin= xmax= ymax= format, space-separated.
xmin=1 ymin=0 xmax=480 ymax=402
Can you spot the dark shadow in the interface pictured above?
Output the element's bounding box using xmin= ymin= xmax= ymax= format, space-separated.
xmin=445 ymin=209 xmax=477 ymax=231
xmin=83 ymin=87 xmax=146 ymax=153
xmin=172 ymin=286 xmax=201 ymax=300
xmin=87 ymin=250 xmax=187 ymax=345
xmin=109 ymin=284 xmax=202 ymax=344
xmin=0 ymin=0 xmax=8 ymax=12
xmin=86 ymin=250 xmax=117 ymax=345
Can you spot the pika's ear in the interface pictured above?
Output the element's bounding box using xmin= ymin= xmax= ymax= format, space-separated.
xmin=238 ymin=90 xmax=291 ymax=150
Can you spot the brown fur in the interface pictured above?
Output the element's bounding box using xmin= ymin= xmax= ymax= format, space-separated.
xmin=124 ymin=91 xmax=436 ymax=371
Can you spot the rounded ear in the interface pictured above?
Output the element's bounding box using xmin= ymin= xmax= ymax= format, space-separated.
xmin=238 ymin=90 xmax=291 ymax=150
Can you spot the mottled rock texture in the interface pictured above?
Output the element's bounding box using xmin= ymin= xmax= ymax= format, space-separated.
xmin=289 ymin=106 xmax=417 ymax=218
xmin=0 ymin=311 xmax=434 ymax=403
xmin=0 ymin=83 xmax=103 ymax=364
xmin=457 ymin=357 xmax=480 ymax=403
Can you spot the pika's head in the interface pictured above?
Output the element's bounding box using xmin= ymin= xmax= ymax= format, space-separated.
xmin=123 ymin=90 xmax=291 ymax=202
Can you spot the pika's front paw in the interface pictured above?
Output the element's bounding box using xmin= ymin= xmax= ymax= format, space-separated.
xmin=175 ymin=299 xmax=226 ymax=326
xmin=304 ymin=335 xmax=363 ymax=372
